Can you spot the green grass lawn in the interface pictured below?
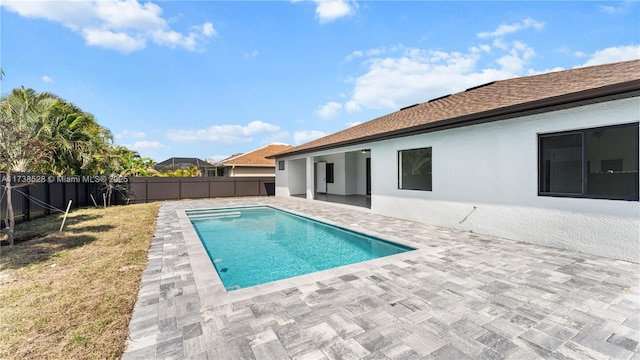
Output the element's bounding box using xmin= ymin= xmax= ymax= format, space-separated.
xmin=0 ymin=202 xmax=160 ymax=359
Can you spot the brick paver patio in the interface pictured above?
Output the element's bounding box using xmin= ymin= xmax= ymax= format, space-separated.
xmin=123 ymin=197 xmax=639 ymax=359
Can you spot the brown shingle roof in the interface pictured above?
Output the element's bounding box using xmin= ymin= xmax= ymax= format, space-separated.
xmin=220 ymin=143 xmax=293 ymax=166
xmin=274 ymin=60 xmax=640 ymax=158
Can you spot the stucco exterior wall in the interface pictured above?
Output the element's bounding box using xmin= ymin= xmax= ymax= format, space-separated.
xmin=274 ymin=97 xmax=638 ymax=261
xmin=345 ymin=152 xmax=358 ymax=195
xmin=229 ymin=166 xmax=275 ymax=177
xmin=355 ymin=151 xmax=369 ymax=195
xmin=274 ymin=161 xmax=288 ymax=196
xmin=275 ymin=158 xmax=306 ymax=196
xmin=315 ymin=153 xmax=347 ymax=195
xmin=368 ymin=97 xmax=639 ymax=262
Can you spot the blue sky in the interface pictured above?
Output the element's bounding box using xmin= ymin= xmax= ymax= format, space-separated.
xmin=1 ymin=1 xmax=639 ymax=163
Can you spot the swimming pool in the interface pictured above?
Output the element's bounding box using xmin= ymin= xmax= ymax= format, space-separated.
xmin=188 ymin=206 xmax=414 ymax=291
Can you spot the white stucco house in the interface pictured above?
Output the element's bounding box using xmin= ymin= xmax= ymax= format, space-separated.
xmin=270 ymin=60 xmax=640 ymax=262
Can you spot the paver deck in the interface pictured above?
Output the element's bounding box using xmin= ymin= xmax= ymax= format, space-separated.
xmin=123 ymin=197 xmax=640 ymax=359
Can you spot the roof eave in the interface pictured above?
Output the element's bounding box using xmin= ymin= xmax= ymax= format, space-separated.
xmin=270 ymin=80 xmax=640 ymax=159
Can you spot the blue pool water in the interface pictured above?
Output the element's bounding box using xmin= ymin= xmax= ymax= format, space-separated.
xmin=188 ymin=206 xmax=414 ymax=291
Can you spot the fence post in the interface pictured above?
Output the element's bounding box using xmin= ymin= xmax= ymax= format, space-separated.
xmin=62 ymin=182 xmax=67 ymax=212
xmin=46 ymin=180 xmax=51 ymax=215
xmin=145 ymin=179 xmax=148 ymax=204
xmin=179 ymin=179 xmax=182 ymax=200
xmin=24 ymin=184 xmax=31 ymax=221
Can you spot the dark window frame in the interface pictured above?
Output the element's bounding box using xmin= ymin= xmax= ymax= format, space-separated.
xmin=398 ymin=147 xmax=433 ymax=191
xmin=538 ymin=122 xmax=639 ymax=201
xmin=278 ymin=160 xmax=285 ymax=171
xmin=326 ymin=163 xmax=334 ymax=183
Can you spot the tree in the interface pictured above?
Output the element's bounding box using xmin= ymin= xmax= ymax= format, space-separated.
xmin=95 ymin=146 xmax=155 ymax=206
xmin=0 ymin=87 xmax=56 ymax=245
xmin=0 ymin=83 xmax=152 ymax=239
xmin=100 ymin=145 xmax=155 ymax=177
xmin=158 ymin=166 xmax=201 ymax=177
xmin=37 ymin=100 xmax=113 ymax=175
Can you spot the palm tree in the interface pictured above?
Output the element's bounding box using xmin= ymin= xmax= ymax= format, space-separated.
xmin=0 ymin=87 xmax=56 ymax=245
xmin=38 ymin=100 xmax=113 ymax=175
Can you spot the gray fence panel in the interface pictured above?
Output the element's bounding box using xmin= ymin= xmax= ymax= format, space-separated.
xmin=77 ymin=183 xmax=87 ymax=207
xmin=127 ymin=179 xmax=147 ymax=204
xmin=28 ymin=183 xmax=48 ymax=218
xmin=210 ymin=180 xmax=235 ymax=197
xmin=49 ymin=183 xmax=65 ymax=211
xmin=181 ymin=179 xmax=210 ymax=199
xmin=64 ymin=183 xmax=76 ymax=208
xmin=236 ymin=180 xmax=259 ymax=196
xmin=147 ymin=179 xmax=181 ymax=201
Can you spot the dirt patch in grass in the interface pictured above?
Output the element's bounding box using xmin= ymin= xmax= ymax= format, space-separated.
xmin=0 ymin=202 xmax=160 ymax=359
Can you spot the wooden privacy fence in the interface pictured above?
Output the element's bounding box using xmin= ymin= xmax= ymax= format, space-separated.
xmin=1 ymin=174 xmax=275 ymax=227
xmin=126 ymin=177 xmax=275 ymax=203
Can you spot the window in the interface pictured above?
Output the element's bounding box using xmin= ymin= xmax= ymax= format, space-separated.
xmin=278 ymin=160 xmax=285 ymax=171
xmin=398 ymin=147 xmax=432 ymax=191
xmin=326 ymin=163 xmax=334 ymax=183
xmin=539 ymin=123 xmax=639 ymax=200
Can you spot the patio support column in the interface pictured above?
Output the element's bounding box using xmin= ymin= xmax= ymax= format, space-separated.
xmin=306 ymin=156 xmax=314 ymax=199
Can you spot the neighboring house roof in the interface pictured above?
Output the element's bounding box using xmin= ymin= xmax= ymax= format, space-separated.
xmin=218 ymin=143 xmax=293 ymax=166
xmin=272 ymin=60 xmax=640 ymax=158
xmin=155 ymin=157 xmax=213 ymax=168
xmin=215 ymin=153 xmax=244 ymax=164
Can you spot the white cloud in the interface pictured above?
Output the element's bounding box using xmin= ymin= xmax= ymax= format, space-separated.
xmin=305 ymin=0 xmax=357 ymax=24
xmin=344 ymin=100 xmax=360 ymax=113
xmin=345 ymin=46 xmax=396 ymax=62
xmin=346 ymin=121 xmax=362 ymax=127
xmin=167 ymin=120 xmax=281 ymax=143
xmin=495 ymin=41 xmax=536 ymax=74
xmin=41 ymin=75 xmax=54 ymax=83
xmin=599 ymin=5 xmax=618 ymax=14
xmin=244 ymin=49 xmax=259 ymax=59
xmin=200 ymin=22 xmax=216 ymax=37
xmin=345 ymin=50 xmax=363 ymax=62
xmin=130 ymin=131 xmax=146 ymax=138
xmin=294 ymin=130 xmax=327 ymax=145
xmin=341 ymin=20 xmax=550 ymax=111
xmin=574 ymin=51 xmax=587 ymax=58
xmin=316 ymin=101 xmax=343 ymax=119
xmin=1 ymin=0 xmax=215 ymax=53
xmin=599 ymin=3 xmax=632 ymax=14
xmin=260 ymin=131 xmax=291 ymax=146
xmin=116 ymin=130 xmax=146 ymax=139
xmin=130 ymin=140 xmax=166 ymax=150
xmin=579 ymin=45 xmax=640 ymax=67
xmin=346 ymin=47 xmax=518 ymax=110
xmin=83 ymin=28 xmax=146 ymax=53
xmin=477 ymin=18 xmax=544 ymax=39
